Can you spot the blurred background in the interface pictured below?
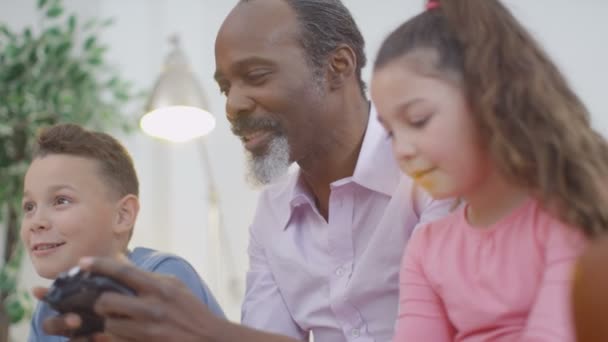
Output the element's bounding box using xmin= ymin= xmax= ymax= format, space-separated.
xmin=1 ymin=0 xmax=607 ymax=340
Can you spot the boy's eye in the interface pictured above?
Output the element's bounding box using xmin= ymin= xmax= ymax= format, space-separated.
xmin=54 ymin=196 xmax=71 ymax=206
xmin=22 ymin=202 xmax=35 ymax=213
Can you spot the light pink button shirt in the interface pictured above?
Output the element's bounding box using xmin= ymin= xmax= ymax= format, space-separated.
xmin=241 ymin=107 xmax=454 ymax=342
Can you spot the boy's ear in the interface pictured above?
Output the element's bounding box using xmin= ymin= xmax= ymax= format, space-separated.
xmin=113 ymin=194 xmax=140 ymax=235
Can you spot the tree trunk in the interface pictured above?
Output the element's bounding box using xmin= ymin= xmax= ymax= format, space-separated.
xmin=0 ymin=307 xmax=9 ymax=342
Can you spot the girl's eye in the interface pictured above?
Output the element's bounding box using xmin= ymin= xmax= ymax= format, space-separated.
xmin=404 ymin=105 xmax=434 ymax=129
xmin=409 ymin=116 xmax=431 ymax=128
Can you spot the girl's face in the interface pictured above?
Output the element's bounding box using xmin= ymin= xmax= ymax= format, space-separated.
xmin=371 ymin=50 xmax=492 ymax=199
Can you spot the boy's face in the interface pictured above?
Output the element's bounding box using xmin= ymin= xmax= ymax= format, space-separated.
xmin=21 ymin=154 xmax=123 ymax=279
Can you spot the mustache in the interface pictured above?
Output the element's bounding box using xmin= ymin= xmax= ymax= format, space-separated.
xmin=231 ymin=116 xmax=283 ymax=137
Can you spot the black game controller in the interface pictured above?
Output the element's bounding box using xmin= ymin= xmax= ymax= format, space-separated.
xmin=43 ymin=266 xmax=136 ymax=337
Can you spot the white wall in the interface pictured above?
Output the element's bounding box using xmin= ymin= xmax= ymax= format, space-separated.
xmin=2 ymin=1 xmax=607 ymax=340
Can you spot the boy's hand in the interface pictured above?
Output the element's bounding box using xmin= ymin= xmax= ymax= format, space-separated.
xmin=75 ymin=256 xmax=224 ymax=342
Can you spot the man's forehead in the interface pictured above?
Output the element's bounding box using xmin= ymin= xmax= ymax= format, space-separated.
xmin=214 ymin=1 xmax=303 ymax=80
xmin=217 ymin=0 xmax=299 ymax=47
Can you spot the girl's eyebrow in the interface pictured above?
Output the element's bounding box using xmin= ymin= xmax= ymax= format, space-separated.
xmin=395 ymin=98 xmax=423 ymax=115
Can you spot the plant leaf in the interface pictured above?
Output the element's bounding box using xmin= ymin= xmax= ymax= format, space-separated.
xmin=101 ymin=17 xmax=115 ymax=27
xmin=84 ymin=36 xmax=96 ymax=50
xmin=0 ymin=25 xmax=15 ymax=40
xmin=46 ymin=5 xmax=63 ymax=18
xmin=55 ymin=41 xmax=72 ymax=57
xmin=45 ymin=26 xmax=62 ymax=37
xmin=37 ymin=0 xmax=48 ymax=9
xmin=88 ymin=56 xmax=102 ymax=65
xmin=83 ymin=18 xmax=98 ymax=31
xmin=4 ymin=295 xmax=26 ymax=324
xmin=67 ymin=14 xmax=76 ymax=32
xmin=0 ymin=267 xmax=17 ymax=292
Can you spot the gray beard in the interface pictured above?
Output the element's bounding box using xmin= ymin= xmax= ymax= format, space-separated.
xmin=246 ymin=135 xmax=291 ymax=187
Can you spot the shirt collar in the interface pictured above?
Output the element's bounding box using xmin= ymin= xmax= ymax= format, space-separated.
xmin=273 ymin=104 xmax=402 ymax=230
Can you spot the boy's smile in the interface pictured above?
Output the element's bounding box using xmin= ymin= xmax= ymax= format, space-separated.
xmin=30 ymin=241 xmax=66 ymax=256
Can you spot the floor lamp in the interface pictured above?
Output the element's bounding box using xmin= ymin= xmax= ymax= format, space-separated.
xmin=141 ymin=35 xmax=240 ymax=300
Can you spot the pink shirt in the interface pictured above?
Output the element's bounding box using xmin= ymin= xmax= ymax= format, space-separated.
xmin=393 ymin=199 xmax=588 ymax=342
xmin=241 ymin=108 xmax=454 ymax=342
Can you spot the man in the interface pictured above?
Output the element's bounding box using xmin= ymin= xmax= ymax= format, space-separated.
xmin=40 ymin=1 xmax=453 ymax=341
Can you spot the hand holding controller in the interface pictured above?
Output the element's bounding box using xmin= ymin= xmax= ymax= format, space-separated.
xmin=43 ymin=266 xmax=136 ymax=337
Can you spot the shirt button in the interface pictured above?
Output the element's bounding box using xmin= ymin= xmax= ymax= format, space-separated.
xmin=335 ymin=267 xmax=345 ymax=277
xmin=351 ymin=328 xmax=360 ymax=338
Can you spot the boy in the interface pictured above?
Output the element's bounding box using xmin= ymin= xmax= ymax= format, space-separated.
xmin=20 ymin=123 xmax=224 ymax=341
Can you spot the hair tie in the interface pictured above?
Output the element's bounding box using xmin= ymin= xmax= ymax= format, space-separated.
xmin=426 ymin=0 xmax=440 ymax=10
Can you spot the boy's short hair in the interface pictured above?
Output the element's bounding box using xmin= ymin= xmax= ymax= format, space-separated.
xmin=33 ymin=123 xmax=139 ymax=198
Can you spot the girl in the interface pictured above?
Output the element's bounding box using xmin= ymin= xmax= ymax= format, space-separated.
xmin=371 ymin=0 xmax=608 ymax=341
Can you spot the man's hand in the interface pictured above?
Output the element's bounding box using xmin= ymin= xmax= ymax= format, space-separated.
xmin=33 ymin=287 xmax=109 ymax=341
xmin=74 ymin=256 xmax=224 ymax=342
xmin=38 ymin=257 xmax=299 ymax=342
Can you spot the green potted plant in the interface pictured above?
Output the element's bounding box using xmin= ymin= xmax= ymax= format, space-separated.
xmin=0 ymin=0 xmax=139 ymax=340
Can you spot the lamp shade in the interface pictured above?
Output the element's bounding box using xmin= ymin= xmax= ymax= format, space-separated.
xmin=141 ymin=36 xmax=215 ymax=143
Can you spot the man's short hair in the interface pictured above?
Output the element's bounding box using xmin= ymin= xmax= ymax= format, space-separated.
xmin=241 ymin=0 xmax=367 ymax=94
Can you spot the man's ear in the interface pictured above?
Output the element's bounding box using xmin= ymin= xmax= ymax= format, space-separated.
xmin=113 ymin=194 xmax=140 ymax=236
xmin=326 ymin=44 xmax=357 ymax=91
